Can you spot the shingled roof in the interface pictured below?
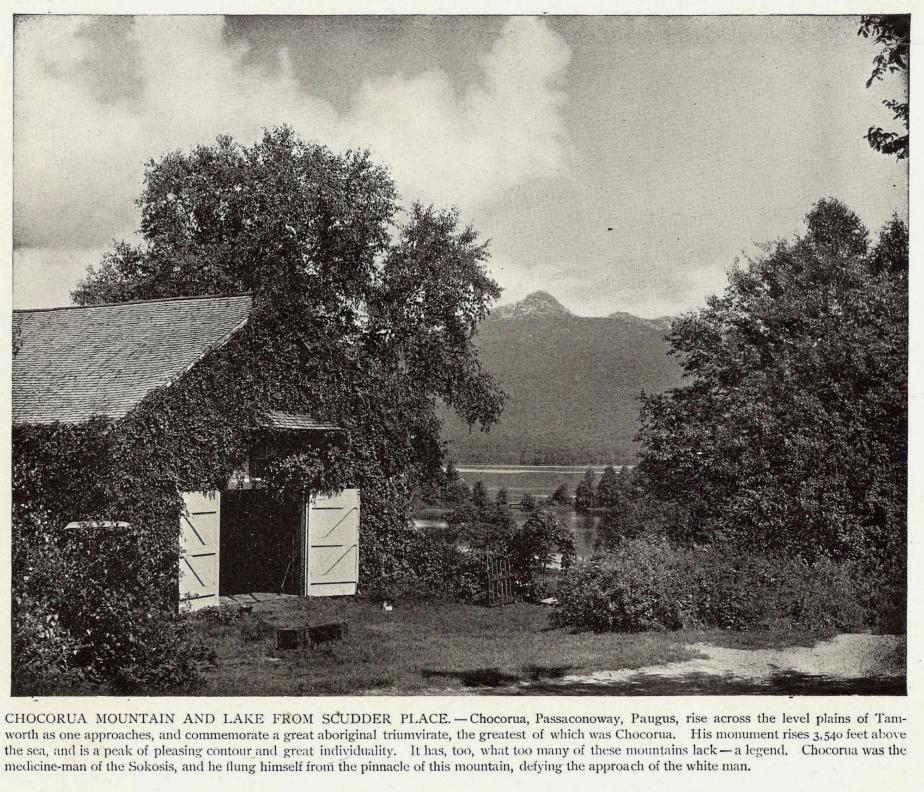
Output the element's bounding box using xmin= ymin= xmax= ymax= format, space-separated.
xmin=258 ymin=411 xmax=343 ymax=432
xmin=13 ymin=294 xmax=252 ymax=425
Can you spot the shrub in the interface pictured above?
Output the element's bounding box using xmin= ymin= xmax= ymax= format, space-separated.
xmin=684 ymin=549 xmax=868 ymax=632
xmin=449 ymin=500 xmax=515 ymax=552
xmin=12 ymin=515 xmax=87 ymax=693
xmin=12 ymin=507 xmax=214 ymax=695
xmin=555 ymin=540 xmax=689 ymax=631
xmin=362 ymin=527 xmax=485 ymax=603
xmin=506 ymin=509 xmax=575 ymax=600
xmin=555 ymin=538 xmax=888 ymax=633
xmin=405 ymin=534 xmax=486 ymax=602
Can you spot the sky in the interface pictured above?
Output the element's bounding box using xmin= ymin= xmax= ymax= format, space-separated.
xmin=13 ymin=15 xmax=908 ymax=317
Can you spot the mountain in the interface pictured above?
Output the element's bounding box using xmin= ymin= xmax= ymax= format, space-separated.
xmin=607 ymin=311 xmax=675 ymax=333
xmin=491 ymin=290 xmax=571 ymax=319
xmin=442 ymin=293 xmax=684 ymax=464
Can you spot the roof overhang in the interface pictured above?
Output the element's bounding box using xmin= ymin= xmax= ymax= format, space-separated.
xmin=257 ymin=411 xmax=345 ymax=433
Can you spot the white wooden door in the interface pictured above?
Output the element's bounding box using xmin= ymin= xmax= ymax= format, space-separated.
xmin=304 ymin=488 xmax=360 ymax=596
xmin=179 ymin=490 xmax=220 ymax=611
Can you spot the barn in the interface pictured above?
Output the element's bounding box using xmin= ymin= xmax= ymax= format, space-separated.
xmin=12 ymin=293 xmax=360 ymax=611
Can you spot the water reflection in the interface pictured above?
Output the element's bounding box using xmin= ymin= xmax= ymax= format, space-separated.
xmin=411 ymin=509 xmax=602 ymax=562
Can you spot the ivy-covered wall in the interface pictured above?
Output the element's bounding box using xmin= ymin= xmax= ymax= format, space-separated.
xmin=11 ymin=327 xmax=376 ymax=692
xmin=12 ymin=294 xmax=495 ymax=692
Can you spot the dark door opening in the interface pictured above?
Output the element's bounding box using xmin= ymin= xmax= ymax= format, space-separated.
xmin=220 ymin=489 xmax=302 ymax=595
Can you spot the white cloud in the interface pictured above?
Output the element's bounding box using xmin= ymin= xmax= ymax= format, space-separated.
xmin=343 ymin=17 xmax=570 ymax=211
xmin=14 ymin=15 xmax=571 ymax=255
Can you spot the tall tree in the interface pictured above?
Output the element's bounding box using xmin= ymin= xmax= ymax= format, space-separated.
xmin=638 ymin=199 xmax=907 ymax=573
xmin=471 ymin=480 xmax=490 ymax=510
xmin=595 ymin=465 xmax=622 ymax=509
xmin=574 ymin=468 xmax=596 ymax=512
xmin=440 ymin=459 xmax=470 ymax=505
xmin=72 ymin=126 xmax=505 ymax=534
xmin=858 ymin=14 xmax=910 ymax=159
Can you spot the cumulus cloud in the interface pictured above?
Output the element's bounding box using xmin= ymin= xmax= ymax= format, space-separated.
xmin=14 ymin=15 xmax=571 ymax=254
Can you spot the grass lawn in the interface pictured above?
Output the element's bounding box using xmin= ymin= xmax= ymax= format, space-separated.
xmin=191 ymin=595 xmax=826 ymax=696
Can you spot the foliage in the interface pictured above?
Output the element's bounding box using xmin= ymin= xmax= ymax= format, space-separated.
xmin=555 ymin=539 xmax=887 ymax=634
xmin=71 ymin=127 xmax=505 ymax=474
xmin=414 ymin=459 xmax=470 ymax=508
xmin=506 ymin=508 xmax=576 ymax=600
xmin=471 ymin=480 xmax=490 ymax=510
xmin=549 ymin=483 xmax=570 ymax=505
xmin=859 ymin=15 xmax=910 ymax=159
xmin=362 ymin=529 xmax=486 ymax=604
xmin=556 ymin=540 xmax=689 ymax=631
xmin=593 ymin=467 xmax=681 ymax=550
xmin=447 ymin=492 xmax=516 ymax=552
xmin=358 ymin=479 xmax=488 ymax=604
xmin=595 ymin=508 xmax=643 ymax=548
xmin=574 ymin=468 xmax=596 ymax=512
xmin=440 ymin=459 xmax=471 ymax=505
xmin=638 ymin=200 xmax=906 ymax=592
xmin=594 ymin=465 xmax=623 ymax=509
xmin=11 ymin=423 xmax=213 ymax=694
xmin=12 ymin=510 xmax=87 ymax=693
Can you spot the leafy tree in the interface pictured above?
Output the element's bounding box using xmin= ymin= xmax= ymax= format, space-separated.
xmin=594 ymin=465 xmax=622 ymax=509
xmin=858 ymin=15 xmax=910 ymax=159
xmin=470 ymin=480 xmax=490 ymax=510
xmin=574 ymin=468 xmax=596 ymax=512
xmin=549 ymin=483 xmax=570 ymax=505
xmin=506 ymin=508 xmax=575 ymax=599
xmin=594 ymin=508 xmax=643 ymax=551
xmin=519 ymin=493 xmax=537 ymax=513
xmin=70 ymin=126 xmax=505 ymax=569
xmin=638 ymin=199 xmax=907 ymax=578
xmin=448 ymin=493 xmax=513 ymax=552
xmin=495 ymin=487 xmax=508 ymax=507
xmin=438 ymin=459 xmax=470 ymax=506
xmin=593 ymin=467 xmax=680 ymax=553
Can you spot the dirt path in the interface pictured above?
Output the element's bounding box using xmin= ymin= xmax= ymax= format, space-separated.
xmin=511 ymin=634 xmax=906 ymax=695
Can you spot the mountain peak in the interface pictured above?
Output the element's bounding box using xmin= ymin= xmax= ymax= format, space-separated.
xmin=493 ymin=291 xmax=572 ymax=319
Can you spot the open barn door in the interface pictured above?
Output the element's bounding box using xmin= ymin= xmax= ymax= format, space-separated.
xmin=304 ymin=489 xmax=360 ymax=596
xmin=179 ymin=490 xmax=220 ymax=611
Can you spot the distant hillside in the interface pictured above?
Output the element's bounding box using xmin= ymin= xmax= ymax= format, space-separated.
xmin=442 ymin=292 xmax=684 ymax=464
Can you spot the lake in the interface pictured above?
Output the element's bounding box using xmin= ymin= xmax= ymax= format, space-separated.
xmin=413 ymin=508 xmax=601 ymax=563
xmin=414 ymin=463 xmax=626 ymax=561
xmin=456 ymin=463 xmax=622 ymax=502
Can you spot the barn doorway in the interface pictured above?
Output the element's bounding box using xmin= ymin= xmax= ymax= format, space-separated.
xmin=219 ymin=489 xmax=302 ymax=596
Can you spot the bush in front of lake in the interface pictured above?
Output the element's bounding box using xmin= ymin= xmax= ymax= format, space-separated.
xmin=553 ymin=538 xmax=897 ymax=634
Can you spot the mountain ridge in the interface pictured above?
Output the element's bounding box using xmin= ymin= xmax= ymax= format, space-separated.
xmin=492 ymin=291 xmax=674 ymax=331
xmin=443 ymin=292 xmax=685 ymax=464
xmin=491 ymin=290 xmax=572 ymax=319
